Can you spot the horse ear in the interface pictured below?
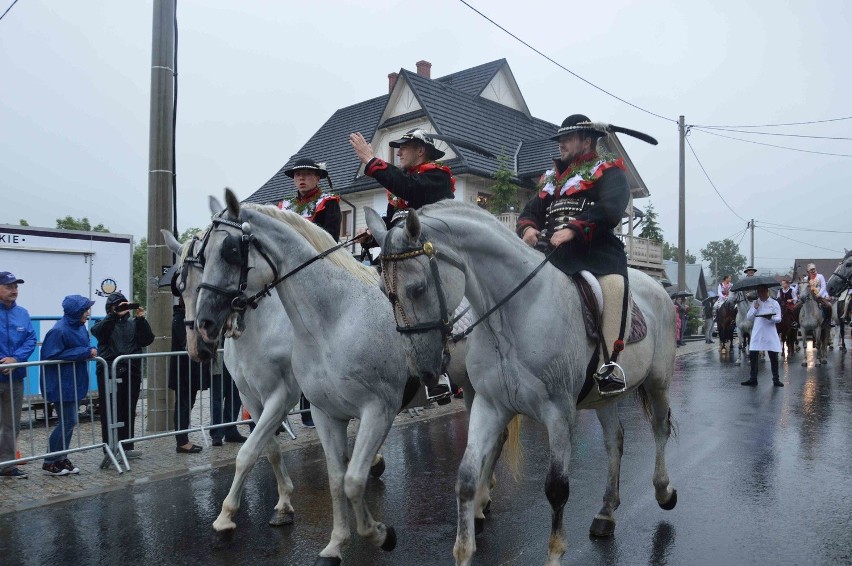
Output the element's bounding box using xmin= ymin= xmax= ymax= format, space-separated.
xmin=224 ymin=188 xmax=241 ymax=219
xmin=404 ymin=209 xmax=421 ymax=243
xmin=209 ymin=196 xmax=224 ymax=216
xmin=161 ymin=229 xmax=182 ymax=255
xmin=364 ymin=207 xmax=388 ymax=247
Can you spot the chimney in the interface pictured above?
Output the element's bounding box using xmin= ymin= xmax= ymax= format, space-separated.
xmin=388 ymin=72 xmax=399 ymax=93
xmin=415 ymin=60 xmax=432 ymax=79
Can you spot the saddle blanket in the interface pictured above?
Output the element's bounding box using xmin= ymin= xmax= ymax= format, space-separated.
xmin=575 ymin=271 xmax=647 ymax=345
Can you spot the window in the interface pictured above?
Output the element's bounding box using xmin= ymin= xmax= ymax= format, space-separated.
xmin=476 ymin=192 xmax=491 ymax=209
xmin=340 ymin=210 xmax=351 ymax=239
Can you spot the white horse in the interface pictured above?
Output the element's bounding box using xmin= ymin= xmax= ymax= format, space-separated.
xmin=162 ymin=229 xmax=302 ymax=534
xmin=732 ymin=293 xmax=753 ymax=352
xmin=193 ymin=191 xmax=498 ymax=564
xmin=797 ymin=283 xmax=829 ymax=366
xmin=365 ymin=201 xmax=678 ymax=566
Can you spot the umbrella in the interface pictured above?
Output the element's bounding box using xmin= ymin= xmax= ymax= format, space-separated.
xmin=158 ymin=264 xmax=179 ymax=288
xmin=701 ymin=291 xmax=718 ymax=304
xmin=669 ymin=290 xmax=693 ymax=299
xmin=659 ymin=278 xmax=673 ymax=288
xmin=729 ymin=275 xmax=781 ymax=292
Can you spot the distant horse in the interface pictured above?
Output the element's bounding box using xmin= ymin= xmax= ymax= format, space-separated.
xmin=776 ymin=299 xmax=798 ymax=358
xmin=798 ymin=285 xmax=829 ymax=366
xmin=366 ymin=201 xmax=678 ymax=566
xmin=827 ymin=250 xmax=852 ymax=353
xmin=733 ymin=293 xmax=753 ymax=352
xmin=715 ymin=300 xmax=737 ymax=354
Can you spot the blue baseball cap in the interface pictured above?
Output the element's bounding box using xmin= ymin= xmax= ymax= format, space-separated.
xmin=0 ymin=272 xmax=24 ymax=285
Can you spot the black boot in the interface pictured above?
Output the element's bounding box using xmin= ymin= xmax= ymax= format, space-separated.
xmin=741 ymin=378 xmax=758 ymax=386
xmin=772 ymin=378 xmax=784 ymax=387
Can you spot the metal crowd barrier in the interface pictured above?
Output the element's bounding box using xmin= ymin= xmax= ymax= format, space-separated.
xmin=0 ymin=357 xmax=123 ymax=474
xmin=1 ymin=350 xmax=306 ymax=476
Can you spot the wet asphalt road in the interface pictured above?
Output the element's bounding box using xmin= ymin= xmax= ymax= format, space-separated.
xmin=1 ymin=346 xmax=851 ymax=566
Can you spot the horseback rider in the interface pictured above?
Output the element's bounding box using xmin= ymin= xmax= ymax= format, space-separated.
xmin=349 ymin=129 xmax=455 ymax=228
xmin=516 ymin=114 xmax=632 ymax=395
xmin=713 ymin=274 xmax=732 ymax=313
xmin=279 ymin=158 xmax=342 ymax=241
xmin=349 ymin=129 xmax=456 ymax=402
xmin=280 ymin=157 xmax=342 ymax=427
xmin=798 ymin=263 xmax=832 ymax=324
xmin=777 ymin=276 xmax=798 ymax=308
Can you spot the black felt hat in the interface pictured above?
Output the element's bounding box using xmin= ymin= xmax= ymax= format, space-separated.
xmin=388 ymin=129 xmax=445 ymax=160
xmin=284 ymin=158 xmax=329 ymax=179
xmin=550 ymin=114 xmax=609 ymax=141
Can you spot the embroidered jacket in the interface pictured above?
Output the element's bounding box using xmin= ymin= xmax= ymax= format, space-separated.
xmin=517 ymin=152 xmax=630 ymax=277
xmin=278 ymin=188 xmax=342 ymax=241
xmin=364 ymin=158 xmax=455 ymax=225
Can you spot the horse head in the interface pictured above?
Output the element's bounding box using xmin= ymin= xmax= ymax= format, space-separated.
xmin=195 ymin=189 xmax=279 ymax=356
xmin=365 ymin=206 xmax=467 ymax=386
xmin=827 ymin=248 xmax=852 ymax=297
xmin=161 ymin=227 xmax=220 ymax=363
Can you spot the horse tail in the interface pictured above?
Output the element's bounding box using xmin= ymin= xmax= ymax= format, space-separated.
xmin=635 ymin=385 xmax=678 ymax=440
xmin=504 ymin=415 xmax=524 ymax=481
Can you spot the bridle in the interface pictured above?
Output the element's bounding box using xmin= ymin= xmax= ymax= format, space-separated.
xmin=379 ymin=224 xmax=556 ymax=345
xmin=196 ymin=213 xmax=358 ymax=317
xmin=829 ymin=258 xmax=852 ymax=291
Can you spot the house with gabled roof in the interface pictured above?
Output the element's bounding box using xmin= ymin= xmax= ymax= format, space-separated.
xmin=246 ymin=59 xmax=663 ymax=276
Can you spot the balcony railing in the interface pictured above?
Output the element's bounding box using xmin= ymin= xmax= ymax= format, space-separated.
xmin=496 ymin=211 xmax=519 ymax=229
xmin=617 ymin=234 xmax=663 ymax=270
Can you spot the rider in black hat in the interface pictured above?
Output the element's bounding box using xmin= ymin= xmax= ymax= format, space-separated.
xmin=517 ymin=114 xmax=632 ymax=395
xmin=280 ymin=158 xmax=342 ymax=241
xmin=349 ymin=129 xmax=455 ymax=226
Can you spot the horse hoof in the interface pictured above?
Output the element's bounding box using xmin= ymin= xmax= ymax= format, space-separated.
xmin=474 ymin=517 xmax=485 ymax=536
xmin=269 ymin=510 xmax=294 ymax=526
xmin=483 ymin=499 xmax=492 ymax=515
xmin=380 ymin=527 xmax=397 ymax=552
xmin=659 ymin=488 xmax=678 ymax=511
xmin=589 ymin=516 xmax=616 ymax=538
xmin=212 ymin=528 xmax=235 ymax=550
xmin=313 ymin=557 xmax=342 ymax=566
xmin=370 ymin=456 xmax=386 ymax=478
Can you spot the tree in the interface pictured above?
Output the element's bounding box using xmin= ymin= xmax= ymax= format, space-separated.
xmin=663 ymin=241 xmax=696 ymax=264
xmin=487 ymin=154 xmax=519 ymax=214
xmin=18 ymin=219 xmax=29 ymax=226
xmin=701 ymin=239 xmax=747 ymax=283
xmin=638 ymin=201 xmax=663 ymax=243
xmin=55 ymin=216 xmax=109 ymax=233
xmin=132 ymin=238 xmax=147 ymax=306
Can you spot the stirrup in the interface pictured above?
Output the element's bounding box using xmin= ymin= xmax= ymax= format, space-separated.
xmin=594 ymin=361 xmax=627 ymax=397
xmin=426 ymin=373 xmax=453 ymax=405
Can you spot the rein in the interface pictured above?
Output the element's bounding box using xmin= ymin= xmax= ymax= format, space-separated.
xmin=380 ymin=233 xmax=557 ymax=344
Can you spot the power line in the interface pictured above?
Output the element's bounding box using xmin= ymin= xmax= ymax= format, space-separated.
xmin=455 ymin=0 xmax=677 ymax=123
xmin=754 ymin=220 xmax=852 ymax=235
xmin=689 ymin=126 xmax=852 ymax=141
xmin=692 ymin=128 xmax=852 ymax=157
xmin=691 ymin=116 xmax=852 ymax=129
xmin=684 ymin=136 xmax=747 ymax=222
xmin=0 ymin=0 xmax=19 ymax=22
xmin=755 ymin=225 xmax=842 ymax=254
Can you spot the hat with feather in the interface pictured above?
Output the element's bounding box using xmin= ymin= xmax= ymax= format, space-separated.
xmin=550 ymin=114 xmax=659 ymax=145
xmin=284 ymin=158 xmax=329 ymax=179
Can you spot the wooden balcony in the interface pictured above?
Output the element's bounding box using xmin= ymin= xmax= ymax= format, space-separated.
xmin=617 ymin=234 xmax=664 ymax=273
xmin=496 ymin=211 xmax=519 ymax=229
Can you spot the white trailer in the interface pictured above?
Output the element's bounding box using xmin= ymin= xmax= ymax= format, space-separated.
xmin=0 ymin=224 xmax=134 ymax=317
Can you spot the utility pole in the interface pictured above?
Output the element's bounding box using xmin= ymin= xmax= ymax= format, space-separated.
xmin=145 ymin=0 xmax=176 ymax=432
xmin=749 ymin=219 xmax=755 ymax=268
xmin=678 ymin=115 xmax=686 ymax=291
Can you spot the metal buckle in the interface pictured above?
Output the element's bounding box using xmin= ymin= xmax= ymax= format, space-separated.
xmin=594 ymin=361 xmax=627 ymax=397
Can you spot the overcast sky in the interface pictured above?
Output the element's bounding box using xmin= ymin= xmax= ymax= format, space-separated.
xmin=2 ymin=0 xmax=850 ymax=276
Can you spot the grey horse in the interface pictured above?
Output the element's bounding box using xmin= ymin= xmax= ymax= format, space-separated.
xmin=797 ymin=283 xmax=829 ymax=366
xmin=193 ymin=191 xmax=507 ymax=565
xmin=733 ymin=294 xmax=753 ymax=353
xmin=365 ymin=201 xmax=678 ymax=566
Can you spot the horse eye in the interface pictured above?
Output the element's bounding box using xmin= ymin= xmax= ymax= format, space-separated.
xmin=407 ymin=283 xmax=427 ymax=299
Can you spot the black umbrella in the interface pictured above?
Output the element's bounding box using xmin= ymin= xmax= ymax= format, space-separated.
xmin=730 ymin=275 xmax=781 ymax=292
xmin=158 ymin=264 xmax=179 ymax=288
xmin=701 ymin=292 xmax=718 ymax=304
xmin=669 ymin=290 xmax=693 ymax=299
xmin=659 ymin=278 xmax=673 ymax=288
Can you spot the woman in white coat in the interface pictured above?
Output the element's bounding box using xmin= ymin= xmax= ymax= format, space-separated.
xmin=741 ymin=284 xmax=784 ymax=387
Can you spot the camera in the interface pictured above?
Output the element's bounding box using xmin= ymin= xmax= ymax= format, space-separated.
xmin=112 ymin=302 xmax=140 ymax=312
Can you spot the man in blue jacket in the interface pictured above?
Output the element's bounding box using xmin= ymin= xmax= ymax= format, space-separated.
xmin=0 ymin=272 xmax=37 ymax=479
xmin=40 ymin=295 xmax=97 ymax=476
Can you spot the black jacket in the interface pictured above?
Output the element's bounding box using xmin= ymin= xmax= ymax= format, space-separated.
xmin=364 ymin=158 xmax=454 ymax=225
xmin=91 ymin=313 xmax=155 ymax=362
xmin=517 ymin=161 xmax=629 ymax=277
xmin=168 ymin=306 xmax=210 ymax=392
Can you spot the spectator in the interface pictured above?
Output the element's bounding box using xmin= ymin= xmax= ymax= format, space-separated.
xmin=40 ymin=295 xmax=97 ymax=475
xmin=741 ymin=285 xmax=783 ymax=387
xmin=210 ymin=361 xmax=248 ymax=445
xmin=0 ymin=272 xmax=36 ymax=479
xmin=169 ymin=299 xmax=210 ymax=453
xmin=91 ymin=292 xmax=154 ymax=465
xmin=703 ymin=296 xmax=715 ymax=344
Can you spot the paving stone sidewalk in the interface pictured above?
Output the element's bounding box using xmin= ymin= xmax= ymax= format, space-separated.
xmin=0 ymin=339 xmax=714 ymax=513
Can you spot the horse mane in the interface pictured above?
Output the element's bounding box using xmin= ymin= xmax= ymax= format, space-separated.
xmin=242 ymin=203 xmax=380 ymax=287
xmin=178 ymin=229 xmax=207 ymax=264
